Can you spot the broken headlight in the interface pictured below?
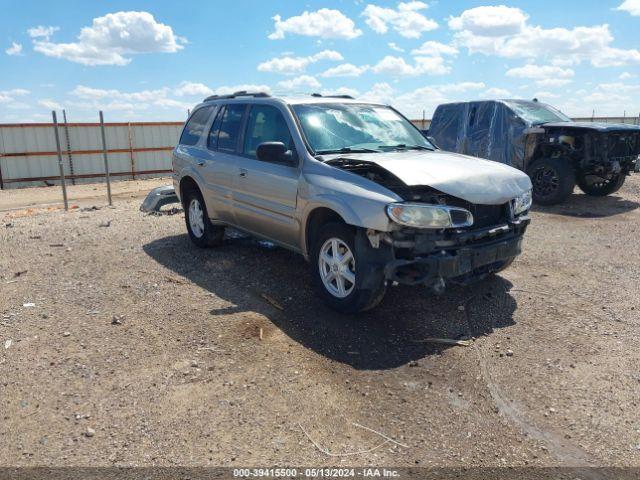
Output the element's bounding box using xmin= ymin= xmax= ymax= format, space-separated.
xmin=512 ymin=189 xmax=532 ymax=216
xmin=386 ymin=203 xmax=473 ymax=229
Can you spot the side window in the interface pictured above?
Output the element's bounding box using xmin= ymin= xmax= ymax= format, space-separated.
xmin=243 ymin=105 xmax=294 ymax=159
xmin=217 ymin=104 xmax=246 ymax=152
xmin=207 ymin=106 xmax=225 ymax=149
xmin=179 ymin=106 xmax=213 ymax=146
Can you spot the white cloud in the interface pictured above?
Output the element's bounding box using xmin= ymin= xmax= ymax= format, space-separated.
xmin=553 ymin=81 xmax=640 ymax=116
xmin=71 ymin=85 xmax=169 ymax=102
xmin=38 ymin=99 xmax=63 ymax=110
xmin=27 ymin=26 xmax=59 ymax=40
xmin=31 ymin=12 xmax=185 ymax=66
xmin=257 ymin=50 xmax=342 ymax=74
xmin=6 ymin=42 xmax=23 ymax=56
xmin=269 ymin=9 xmax=362 ymax=40
xmin=311 ymin=50 xmax=343 ymax=62
xmin=154 ymin=98 xmax=193 ymax=110
xmin=449 ymin=6 xmax=640 ymax=68
xmin=170 ymin=82 xmax=277 ymax=98
xmin=362 ymin=2 xmax=438 ymax=39
xmin=438 ymin=82 xmax=485 ymax=93
xmin=532 ymin=91 xmax=560 ymax=99
xmin=506 ymin=64 xmax=574 ymax=80
xmin=320 ymin=63 xmax=369 ymax=77
xmin=619 ymin=72 xmax=637 ymax=79
xmin=371 ymin=55 xmax=450 ymax=76
xmin=0 ymin=88 xmax=30 ymax=103
xmin=411 ymin=40 xmax=458 ymax=57
xmin=616 ymin=0 xmax=640 ymax=16
xmin=506 ymin=64 xmax=574 ymax=88
xmin=360 ymin=82 xmax=396 ymax=104
xmin=388 ymin=42 xmax=404 ymax=52
xmin=277 ymin=75 xmax=321 ymax=90
xmin=448 ymin=6 xmax=528 ymax=37
xmin=174 ymin=81 xmax=214 ymax=97
xmin=535 ymin=78 xmax=573 ymax=87
xmin=321 ymin=87 xmax=360 ymax=98
xmin=482 ymin=87 xmax=511 ymax=98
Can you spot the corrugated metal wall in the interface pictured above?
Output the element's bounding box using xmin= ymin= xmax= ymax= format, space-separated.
xmin=2 ymin=116 xmax=638 ymax=189
xmin=0 ymin=121 xmax=183 ymax=189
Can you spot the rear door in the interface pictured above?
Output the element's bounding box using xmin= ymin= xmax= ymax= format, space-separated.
xmin=202 ymin=103 xmax=248 ymax=224
xmin=465 ymin=101 xmax=497 ymax=160
xmin=231 ymin=104 xmax=300 ymax=248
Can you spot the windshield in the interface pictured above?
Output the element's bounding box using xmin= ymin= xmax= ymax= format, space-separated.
xmin=292 ymin=103 xmax=434 ymax=154
xmin=505 ymin=101 xmax=571 ymax=125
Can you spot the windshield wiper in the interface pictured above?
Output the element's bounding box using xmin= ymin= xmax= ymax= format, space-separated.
xmin=379 ymin=144 xmax=434 ymax=151
xmin=315 ymin=147 xmax=379 ymax=155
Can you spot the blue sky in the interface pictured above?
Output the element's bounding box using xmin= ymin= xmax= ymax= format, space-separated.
xmin=2 ymin=0 xmax=640 ymax=122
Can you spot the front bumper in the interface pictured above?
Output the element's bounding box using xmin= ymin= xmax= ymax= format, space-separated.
xmin=375 ymin=217 xmax=529 ymax=288
xmin=385 ymin=232 xmax=523 ymax=286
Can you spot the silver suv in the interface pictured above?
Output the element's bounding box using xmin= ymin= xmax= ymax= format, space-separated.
xmin=173 ymin=92 xmax=532 ymax=313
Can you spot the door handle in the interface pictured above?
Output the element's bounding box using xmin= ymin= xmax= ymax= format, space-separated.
xmin=239 ymin=168 xmax=248 ymax=178
xmin=196 ymin=160 xmax=205 ymax=167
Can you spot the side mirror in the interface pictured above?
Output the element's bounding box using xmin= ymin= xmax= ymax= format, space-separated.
xmin=256 ymin=142 xmax=293 ymax=163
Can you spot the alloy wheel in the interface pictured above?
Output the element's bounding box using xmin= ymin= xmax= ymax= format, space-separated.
xmin=318 ymin=237 xmax=356 ymax=298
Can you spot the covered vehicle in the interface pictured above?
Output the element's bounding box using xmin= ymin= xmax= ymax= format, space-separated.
xmin=428 ymin=99 xmax=640 ymax=204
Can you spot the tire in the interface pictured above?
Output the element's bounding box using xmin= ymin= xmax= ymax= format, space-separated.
xmin=183 ymin=188 xmax=225 ymax=248
xmin=577 ymin=172 xmax=626 ymax=196
xmin=311 ymin=223 xmax=386 ymax=314
xmin=527 ymin=157 xmax=576 ymax=205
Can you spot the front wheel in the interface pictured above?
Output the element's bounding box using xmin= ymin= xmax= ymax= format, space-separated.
xmin=184 ymin=189 xmax=225 ymax=248
xmin=311 ymin=223 xmax=386 ymax=313
xmin=577 ymin=172 xmax=626 ymax=196
xmin=527 ymin=157 xmax=576 ymax=205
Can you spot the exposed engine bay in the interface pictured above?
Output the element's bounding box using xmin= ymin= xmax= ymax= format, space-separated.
xmin=326 ymin=156 xmax=530 ymax=290
xmin=524 ymin=125 xmax=640 ymax=177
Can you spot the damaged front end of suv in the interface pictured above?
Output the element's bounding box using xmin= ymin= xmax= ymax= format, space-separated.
xmin=317 ymin=150 xmax=532 ymax=294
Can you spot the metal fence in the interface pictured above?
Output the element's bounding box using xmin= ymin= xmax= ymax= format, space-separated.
xmin=0 ymin=119 xmax=183 ymax=189
xmin=2 ymin=115 xmax=639 ymax=191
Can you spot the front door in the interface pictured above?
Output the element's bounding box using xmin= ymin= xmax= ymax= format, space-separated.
xmin=231 ymin=104 xmax=300 ymax=248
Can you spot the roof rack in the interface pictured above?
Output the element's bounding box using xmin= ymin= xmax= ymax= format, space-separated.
xmin=310 ymin=93 xmax=355 ymax=99
xmin=204 ymin=91 xmax=271 ymax=102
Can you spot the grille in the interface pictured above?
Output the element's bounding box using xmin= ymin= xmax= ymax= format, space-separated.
xmin=442 ymin=196 xmax=509 ymax=229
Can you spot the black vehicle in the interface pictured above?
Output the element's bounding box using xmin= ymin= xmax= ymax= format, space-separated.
xmin=428 ymin=99 xmax=640 ymax=205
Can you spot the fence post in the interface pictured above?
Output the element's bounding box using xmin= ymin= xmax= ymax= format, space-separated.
xmin=52 ymin=111 xmax=69 ymax=211
xmin=99 ymin=111 xmax=112 ymax=206
xmin=62 ymin=110 xmax=76 ymax=185
xmin=127 ymin=122 xmax=136 ymax=180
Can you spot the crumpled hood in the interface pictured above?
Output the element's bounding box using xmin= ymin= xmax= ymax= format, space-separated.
xmin=328 ymin=150 xmax=532 ymax=205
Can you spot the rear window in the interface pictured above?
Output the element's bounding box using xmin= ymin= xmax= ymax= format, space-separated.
xmin=217 ymin=104 xmax=247 ymax=152
xmin=179 ymin=106 xmax=214 ymax=146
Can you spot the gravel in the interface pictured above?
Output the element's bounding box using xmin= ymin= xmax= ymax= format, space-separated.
xmin=1 ymin=177 xmax=639 ymax=467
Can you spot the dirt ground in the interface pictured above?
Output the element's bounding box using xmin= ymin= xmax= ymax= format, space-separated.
xmin=0 ymin=176 xmax=639 ymax=470
xmin=0 ymin=178 xmax=168 ymax=212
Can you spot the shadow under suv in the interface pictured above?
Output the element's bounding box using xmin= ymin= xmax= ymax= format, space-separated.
xmin=172 ymin=91 xmax=532 ymax=313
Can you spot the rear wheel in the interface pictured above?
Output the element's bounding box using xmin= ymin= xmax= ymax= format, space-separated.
xmin=311 ymin=223 xmax=386 ymax=313
xmin=577 ymin=172 xmax=626 ymax=196
xmin=183 ymin=188 xmax=224 ymax=248
xmin=527 ymin=157 xmax=576 ymax=205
